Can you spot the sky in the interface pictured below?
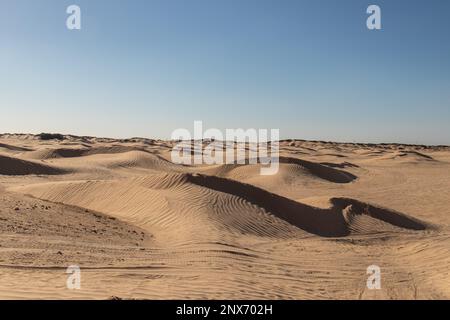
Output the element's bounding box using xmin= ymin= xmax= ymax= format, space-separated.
xmin=1 ymin=0 xmax=449 ymax=144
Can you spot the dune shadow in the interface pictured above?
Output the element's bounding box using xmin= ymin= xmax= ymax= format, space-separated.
xmin=187 ymin=174 xmax=429 ymax=237
xmin=278 ymin=157 xmax=357 ymax=183
xmin=189 ymin=174 xmax=349 ymax=237
xmin=0 ymin=143 xmax=33 ymax=152
xmin=320 ymin=162 xmax=359 ymax=169
xmin=330 ymin=198 xmax=428 ymax=231
xmin=0 ymin=155 xmax=65 ymax=176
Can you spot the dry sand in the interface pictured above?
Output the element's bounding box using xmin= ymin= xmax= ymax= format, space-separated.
xmin=0 ymin=134 xmax=449 ymax=299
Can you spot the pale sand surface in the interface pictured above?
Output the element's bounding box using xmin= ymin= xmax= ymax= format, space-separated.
xmin=0 ymin=134 xmax=449 ymax=299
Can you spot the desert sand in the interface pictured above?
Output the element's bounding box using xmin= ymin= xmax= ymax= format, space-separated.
xmin=0 ymin=133 xmax=449 ymax=299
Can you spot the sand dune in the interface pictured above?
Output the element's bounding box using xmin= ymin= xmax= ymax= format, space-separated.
xmin=360 ymin=150 xmax=435 ymax=162
xmin=57 ymin=150 xmax=183 ymax=172
xmin=20 ymin=145 xmax=152 ymax=160
xmin=203 ymin=156 xmax=356 ymax=184
xmin=0 ymin=142 xmax=32 ymax=153
xmin=20 ymin=147 xmax=89 ymax=160
xmin=0 ymin=135 xmax=449 ymax=299
xmin=0 ymin=154 xmax=65 ymax=176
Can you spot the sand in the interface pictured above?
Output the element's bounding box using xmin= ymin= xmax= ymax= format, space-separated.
xmin=0 ymin=134 xmax=449 ymax=299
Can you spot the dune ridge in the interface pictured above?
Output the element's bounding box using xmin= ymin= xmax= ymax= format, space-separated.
xmin=16 ymin=172 xmax=430 ymax=239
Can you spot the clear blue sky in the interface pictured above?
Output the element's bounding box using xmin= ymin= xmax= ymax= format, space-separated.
xmin=1 ymin=0 xmax=449 ymax=144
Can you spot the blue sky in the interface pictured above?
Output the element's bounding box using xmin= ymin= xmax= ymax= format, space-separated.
xmin=1 ymin=0 xmax=449 ymax=144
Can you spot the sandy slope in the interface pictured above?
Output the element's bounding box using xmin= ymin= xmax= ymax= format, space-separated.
xmin=0 ymin=134 xmax=449 ymax=299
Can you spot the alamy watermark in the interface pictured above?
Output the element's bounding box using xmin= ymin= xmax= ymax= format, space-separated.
xmin=66 ymin=5 xmax=81 ymax=30
xmin=171 ymin=121 xmax=279 ymax=175
xmin=366 ymin=265 xmax=381 ymax=290
xmin=367 ymin=5 xmax=382 ymax=30
xmin=66 ymin=265 xmax=81 ymax=290
xmin=65 ymin=4 xmax=381 ymax=31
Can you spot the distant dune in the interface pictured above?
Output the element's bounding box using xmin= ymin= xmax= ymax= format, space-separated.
xmin=0 ymin=154 xmax=65 ymax=176
xmin=0 ymin=134 xmax=449 ymax=299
